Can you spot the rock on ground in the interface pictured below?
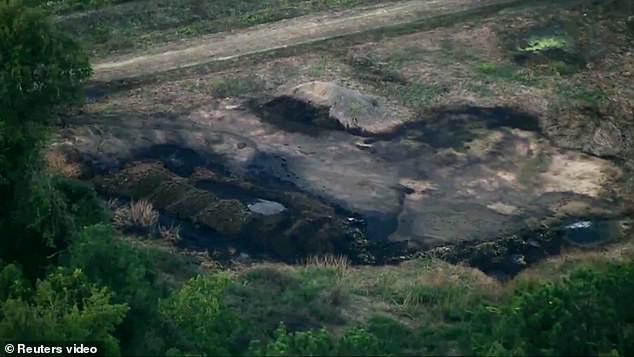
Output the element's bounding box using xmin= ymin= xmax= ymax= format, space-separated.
xmin=283 ymin=81 xmax=412 ymax=134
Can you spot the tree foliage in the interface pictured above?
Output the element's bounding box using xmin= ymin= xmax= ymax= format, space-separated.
xmin=66 ymin=224 xmax=181 ymax=356
xmin=0 ymin=0 xmax=90 ymax=183
xmin=0 ymin=267 xmax=128 ymax=355
xmin=0 ymin=0 xmax=92 ymax=279
xmin=248 ymin=324 xmax=384 ymax=356
xmin=160 ymin=274 xmax=248 ymax=356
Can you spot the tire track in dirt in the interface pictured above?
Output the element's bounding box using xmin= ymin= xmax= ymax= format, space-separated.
xmin=92 ymin=0 xmax=521 ymax=82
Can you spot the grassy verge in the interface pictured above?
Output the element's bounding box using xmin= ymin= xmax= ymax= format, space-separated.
xmin=221 ymin=257 xmax=502 ymax=355
xmin=47 ymin=0 xmax=385 ymax=57
xmin=216 ymin=247 xmax=634 ymax=356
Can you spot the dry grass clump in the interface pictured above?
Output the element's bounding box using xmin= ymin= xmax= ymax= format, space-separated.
xmin=106 ymin=198 xmax=120 ymax=211
xmin=159 ymin=223 xmax=182 ymax=244
xmin=46 ymin=150 xmax=81 ymax=178
xmin=304 ymin=254 xmax=350 ymax=278
xmin=113 ymin=200 xmax=159 ymax=230
xmin=344 ymin=259 xmax=502 ymax=318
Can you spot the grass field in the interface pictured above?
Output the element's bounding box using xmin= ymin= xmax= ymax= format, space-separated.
xmin=41 ymin=0 xmax=387 ymax=57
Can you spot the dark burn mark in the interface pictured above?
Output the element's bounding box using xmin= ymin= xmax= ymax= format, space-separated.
xmin=374 ymin=106 xmax=541 ymax=149
xmin=255 ymin=95 xmax=343 ymax=135
xmin=254 ymin=95 xmax=542 ymax=148
xmin=83 ymin=101 xmax=622 ymax=280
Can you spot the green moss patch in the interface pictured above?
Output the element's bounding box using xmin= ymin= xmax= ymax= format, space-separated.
xmin=518 ymin=36 xmax=569 ymax=53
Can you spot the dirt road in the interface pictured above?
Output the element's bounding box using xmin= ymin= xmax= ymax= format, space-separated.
xmin=92 ymin=0 xmax=520 ymax=82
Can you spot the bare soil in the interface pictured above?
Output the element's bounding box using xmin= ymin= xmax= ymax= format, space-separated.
xmin=57 ymin=0 xmax=634 ymax=271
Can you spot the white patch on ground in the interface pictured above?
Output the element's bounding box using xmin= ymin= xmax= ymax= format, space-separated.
xmin=487 ymin=202 xmax=519 ymax=215
xmin=496 ymin=171 xmax=517 ymax=184
xmin=248 ymin=199 xmax=287 ymax=215
xmin=539 ymin=152 xmax=620 ymax=198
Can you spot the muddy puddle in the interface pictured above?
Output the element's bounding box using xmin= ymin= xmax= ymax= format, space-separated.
xmin=61 ymin=98 xmax=628 ymax=277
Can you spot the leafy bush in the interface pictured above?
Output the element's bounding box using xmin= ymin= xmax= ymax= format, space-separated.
xmin=249 ymin=324 xmax=384 ymax=356
xmin=53 ymin=176 xmax=109 ymax=229
xmin=227 ymin=265 xmax=348 ymax=338
xmin=1 ymin=174 xmax=107 ymax=279
xmin=472 ymin=262 xmax=634 ymax=356
xmin=161 ymin=274 xmax=248 ymax=356
xmin=365 ymin=316 xmax=417 ymax=354
xmin=0 ymin=0 xmax=91 ymax=279
xmin=66 ymin=224 xmax=183 ymax=355
xmin=249 ymin=325 xmax=333 ymax=356
xmin=335 ymin=327 xmax=383 ymax=356
xmin=0 ymin=267 xmax=128 ymax=355
xmin=0 ymin=264 xmax=32 ymax=301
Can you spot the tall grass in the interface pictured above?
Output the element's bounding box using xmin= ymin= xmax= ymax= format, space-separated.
xmin=113 ymin=200 xmax=159 ymax=230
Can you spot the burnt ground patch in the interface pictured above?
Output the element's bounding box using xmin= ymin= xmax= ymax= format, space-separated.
xmin=368 ymin=106 xmax=541 ymax=151
xmin=254 ymin=96 xmax=344 ymax=136
xmin=64 ymin=100 xmax=623 ymax=280
xmin=254 ymin=100 xmax=541 ymax=148
xmin=134 ymin=144 xmax=212 ymax=176
xmin=417 ymin=215 xmax=631 ymax=281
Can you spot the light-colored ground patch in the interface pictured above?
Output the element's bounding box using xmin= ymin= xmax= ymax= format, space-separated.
xmin=539 ymin=152 xmax=620 ymax=198
xmin=487 ymin=202 xmax=519 ymax=215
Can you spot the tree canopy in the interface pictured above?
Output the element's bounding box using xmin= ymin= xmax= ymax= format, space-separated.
xmin=0 ymin=0 xmax=92 ymax=278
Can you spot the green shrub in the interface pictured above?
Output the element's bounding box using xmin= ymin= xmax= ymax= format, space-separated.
xmin=2 ymin=174 xmax=85 ymax=279
xmin=0 ymin=267 xmax=128 ymax=355
xmin=472 ymin=262 xmax=634 ymax=356
xmin=249 ymin=325 xmax=333 ymax=356
xmin=161 ymin=274 xmax=247 ymax=355
xmin=519 ymin=36 xmax=568 ymax=53
xmin=66 ymin=224 xmax=193 ymax=356
xmin=335 ymin=327 xmax=382 ymax=356
xmin=0 ymin=264 xmax=32 ymax=301
xmin=0 ymin=0 xmax=91 ymax=279
xmin=227 ymin=266 xmax=347 ymax=337
xmin=366 ymin=316 xmax=416 ymax=354
xmin=53 ymin=177 xmax=109 ymax=228
xmin=249 ymin=324 xmax=384 ymax=356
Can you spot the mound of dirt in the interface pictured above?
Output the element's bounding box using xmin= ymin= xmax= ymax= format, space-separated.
xmin=95 ymin=161 xmax=371 ymax=262
xmin=267 ymin=81 xmax=411 ymax=135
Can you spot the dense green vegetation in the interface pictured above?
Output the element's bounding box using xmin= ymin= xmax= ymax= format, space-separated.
xmin=1 ymin=1 xmax=633 ymax=356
